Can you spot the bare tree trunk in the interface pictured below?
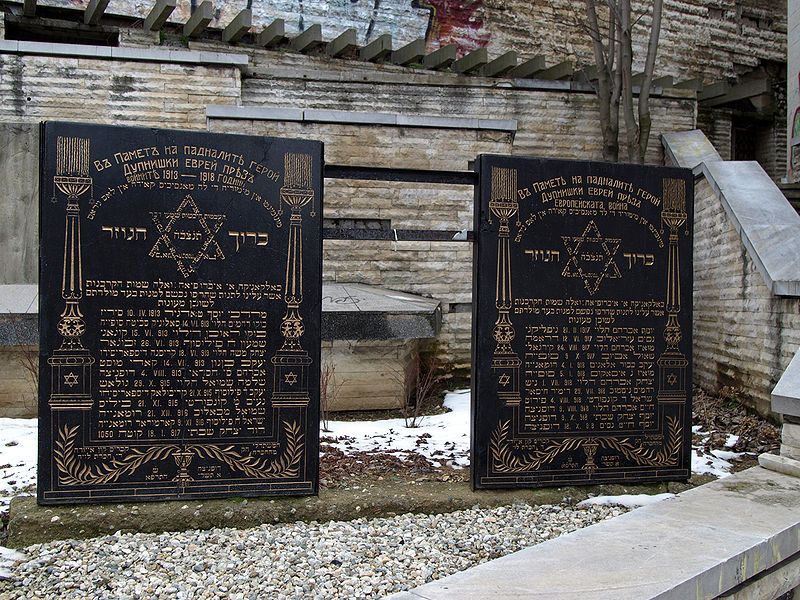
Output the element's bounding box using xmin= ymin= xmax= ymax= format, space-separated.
xmin=637 ymin=0 xmax=663 ymax=163
xmin=585 ymin=0 xmax=619 ymax=161
xmin=619 ymin=0 xmax=638 ymax=163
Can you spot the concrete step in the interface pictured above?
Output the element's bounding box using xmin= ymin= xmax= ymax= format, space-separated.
xmin=388 ymin=465 xmax=800 ymax=600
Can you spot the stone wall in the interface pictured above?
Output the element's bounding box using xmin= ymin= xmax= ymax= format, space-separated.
xmin=0 ymin=36 xmax=696 ymax=374
xmin=0 ymin=54 xmax=240 ymax=128
xmin=209 ymin=63 xmax=695 ymax=368
xmin=19 ymin=0 xmax=786 ymax=84
xmin=693 ymin=178 xmax=800 ymax=416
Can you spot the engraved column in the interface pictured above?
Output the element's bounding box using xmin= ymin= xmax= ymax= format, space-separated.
xmin=48 ymin=137 xmax=95 ymax=410
xmin=271 ymin=153 xmax=314 ymax=407
xmin=657 ymin=178 xmax=688 ymax=402
xmin=489 ymin=167 xmax=521 ymax=406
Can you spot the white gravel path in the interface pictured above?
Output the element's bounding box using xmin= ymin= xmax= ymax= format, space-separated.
xmin=0 ymin=502 xmax=625 ymax=599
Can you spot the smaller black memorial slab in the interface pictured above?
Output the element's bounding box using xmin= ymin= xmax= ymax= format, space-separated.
xmin=471 ymin=155 xmax=693 ymax=489
xmin=38 ymin=122 xmax=323 ymax=504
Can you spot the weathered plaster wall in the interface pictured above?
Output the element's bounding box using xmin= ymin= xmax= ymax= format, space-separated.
xmin=693 ymin=177 xmax=800 ymax=415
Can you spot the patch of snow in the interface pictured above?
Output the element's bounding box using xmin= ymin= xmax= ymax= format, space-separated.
xmin=0 ymin=545 xmax=26 ymax=580
xmin=711 ymin=449 xmax=747 ymax=461
xmin=692 ymin=447 xmax=734 ymax=478
xmin=724 ymin=434 xmax=740 ymax=448
xmin=578 ymin=493 xmax=675 ymax=508
xmin=323 ymin=389 xmax=470 ymax=467
xmin=0 ymin=418 xmax=37 ymax=510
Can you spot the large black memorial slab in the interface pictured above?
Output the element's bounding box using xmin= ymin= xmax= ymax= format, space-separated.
xmin=38 ymin=122 xmax=322 ymax=503
xmin=471 ymin=155 xmax=693 ymax=489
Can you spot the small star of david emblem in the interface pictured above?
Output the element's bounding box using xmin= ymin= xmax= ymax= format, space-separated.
xmin=284 ymin=372 xmax=298 ymax=385
xmin=149 ymin=195 xmax=225 ymax=278
xmin=667 ymin=373 xmax=678 ymax=386
xmin=63 ymin=372 xmax=79 ymax=387
xmin=561 ymin=220 xmax=622 ymax=295
xmin=498 ymin=373 xmax=510 ymax=386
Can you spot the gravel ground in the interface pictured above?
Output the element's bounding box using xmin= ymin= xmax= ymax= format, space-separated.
xmin=0 ymin=502 xmax=624 ymax=599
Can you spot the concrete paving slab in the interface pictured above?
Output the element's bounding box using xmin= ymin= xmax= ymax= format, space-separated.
xmin=387 ymin=466 xmax=800 ymax=600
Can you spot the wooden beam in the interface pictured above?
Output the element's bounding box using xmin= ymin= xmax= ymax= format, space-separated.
xmin=697 ymin=81 xmax=730 ymax=101
xmin=701 ymin=78 xmax=771 ymax=107
xmin=222 ymin=8 xmax=251 ymax=43
xmin=574 ymin=65 xmax=598 ymax=82
xmin=453 ymin=47 xmax=488 ymax=75
xmin=652 ymin=75 xmax=674 ymax=88
xmin=422 ymin=44 xmax=456 ymax=70
xmin=675 ymin=78 xmax=703 ymax=91
xmin=291 ymin=23 xmax=323 ymax=53
xmin=23 ymin=0 xmax=36 ymax=18
xmin=535 ymin=60 xmax=573 ymax=80
xmin=326 ymin=28 xmax=357 ymax=58
xmin=391 ymin=38 xmax=425 ymax=66
xmin=360 ymin=33 xmax=392 ymax=62
xmin=482 ymin=51 xmax=517 ymax=77
xmin=84 ymin=0 xmax=110 ymax=25
xmin=508 ymin=55 xmax=546 ymax=78
xmin=183 ymin=0 xmax=213 ymax=38
xmin=144 ymin=0 xmax=177 ymax=32
xmin=257 ymin=18 xmax=285 ymax=48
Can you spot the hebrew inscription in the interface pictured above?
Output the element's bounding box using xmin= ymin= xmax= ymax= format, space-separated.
xmin=38 ymin=122 xmax=322 ymax=504
xmin=471 ymin=155 xmax=693 ymax=489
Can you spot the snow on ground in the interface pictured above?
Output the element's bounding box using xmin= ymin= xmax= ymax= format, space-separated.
xmin=578 ymin=493 xmax=675 ymax=509
xmin=0 ymin=418 xmax=37 ymax=511
xmin=0 ymin=546 xmax=25 ymax=580
xmin=691 ymin=426 xmax=748 ymax=479
xmin=323 ymin=389 xmax=471 ymax=467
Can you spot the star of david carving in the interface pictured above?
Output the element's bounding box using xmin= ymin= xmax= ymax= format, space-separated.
xmin=666 ymin=373 xmax=678 ymax=385
xmin=498 ymin=373 xmax=510 ymax=386
xmin=63 ymin=372 xmax=79 ymax=387
xmin=149 ymin=195 xmax=225 ymax=278
xmin=561 ymin=221 xmax=622 ymax=296
xmin=284 ymin=371 xmax=298 ymax=385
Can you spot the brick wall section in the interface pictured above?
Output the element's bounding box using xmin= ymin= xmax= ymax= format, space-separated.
xmin=0 ymin=54 xmax=240 ymax=128
xmin=693 ymin=179 xmax=800 ymax=416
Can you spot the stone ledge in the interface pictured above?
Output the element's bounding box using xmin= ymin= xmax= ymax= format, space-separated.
xmin=389 ymin=466 xmax=800 ymax=600
xmin=772 ymin=349 xmax=800 ymax=417
xmin=662 ymin=130 xmax=800 ymax=298
xmin=206 ymin=105 xmax=518 ymax=132
xmin=0 ymin=40 xmax=249 ymax=68
xmin=661 ymin=129 xmax=722 ymax=174
xmin=0 ymin=283 xmax=441 ymax=343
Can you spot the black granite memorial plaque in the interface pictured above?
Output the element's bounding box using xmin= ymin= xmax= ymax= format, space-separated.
xmin=38 ymin=122 xmax=322 ymax=503
xmin=471 ymin=155 xmax=693 ymax=489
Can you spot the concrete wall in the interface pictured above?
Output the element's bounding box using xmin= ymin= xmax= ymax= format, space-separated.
xmin=693 ymin=178 xmax=800 ymax=416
